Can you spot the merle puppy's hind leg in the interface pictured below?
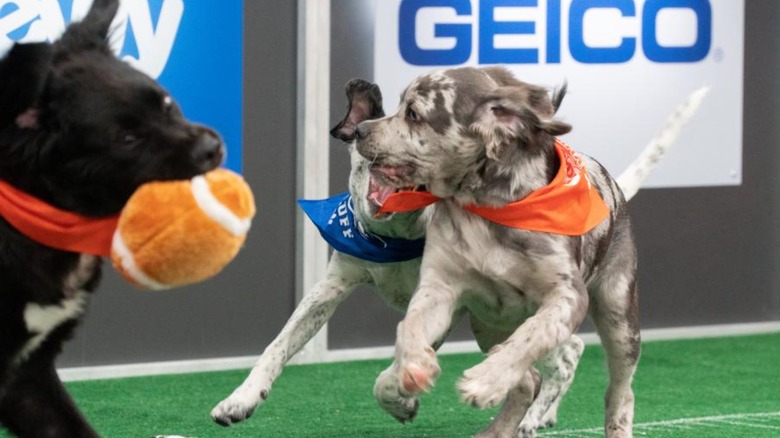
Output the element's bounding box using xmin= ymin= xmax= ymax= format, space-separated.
xmin=591 ymin=271 xmax=640 ymax=438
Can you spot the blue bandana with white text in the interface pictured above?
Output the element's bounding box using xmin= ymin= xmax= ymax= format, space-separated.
xmin=298 ymin=193 xmax=425 ymax=263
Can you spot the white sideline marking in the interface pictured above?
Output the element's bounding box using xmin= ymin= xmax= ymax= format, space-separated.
xmin=58 ymin=321 xmax=780 ymax=381
xmin=718 ymin=420 xmax=780 ymax=430
xmin=540 ymin=412 xmax=780 ymax=436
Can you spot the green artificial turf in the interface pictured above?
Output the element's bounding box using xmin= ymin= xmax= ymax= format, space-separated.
xmin=2 ymin=333 xmax=779 ymax=437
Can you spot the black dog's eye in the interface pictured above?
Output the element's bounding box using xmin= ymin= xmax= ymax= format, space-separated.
xmin=163 ymin=95 xmax=173 ymax=112
xmin=406 ymin=107 xmax=420 ymax=122
xmin=123 ymin=133 xmax=138 ymax=144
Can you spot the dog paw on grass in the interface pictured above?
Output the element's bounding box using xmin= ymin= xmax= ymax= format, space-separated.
xmin=374 ymin=366 xmax=421 ymax=423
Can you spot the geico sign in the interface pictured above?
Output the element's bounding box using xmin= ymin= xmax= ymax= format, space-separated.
xmin=399 ymin=0 xmax=712 ymax=65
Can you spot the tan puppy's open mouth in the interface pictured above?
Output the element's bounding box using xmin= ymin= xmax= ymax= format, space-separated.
xmin=367 ymin=174 xmax=424 ymax=212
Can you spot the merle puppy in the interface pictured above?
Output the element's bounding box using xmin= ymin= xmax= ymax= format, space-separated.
xmin=354 ymin=67 xmax=704 ymax=438
xmin=0 ymin=0 xmax=223 ymax=436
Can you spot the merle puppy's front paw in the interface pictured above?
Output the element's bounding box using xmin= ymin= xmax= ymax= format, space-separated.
xmin=457 ymin=356 xmax=517 ymax=409
xmin=398 ymin=346 xmax=440 ymax=394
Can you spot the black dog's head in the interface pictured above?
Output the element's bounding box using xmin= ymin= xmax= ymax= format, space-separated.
xmin=0 ymin=0 xmax=224 ymax=216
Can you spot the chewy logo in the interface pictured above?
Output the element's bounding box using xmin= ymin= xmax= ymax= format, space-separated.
xmin=399 ymin=0 xmax=712 ymax=65
xmin=0 ymin=0 xmax=183 ymax=79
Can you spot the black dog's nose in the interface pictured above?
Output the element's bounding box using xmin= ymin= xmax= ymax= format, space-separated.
xmin=193 ymin=129 xmax=225 ymax=171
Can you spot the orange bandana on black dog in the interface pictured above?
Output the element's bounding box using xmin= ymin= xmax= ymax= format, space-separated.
xmin=378 ymin=139 xmax=609 ymax=236
xmin=0 ymin=179 xmax=118 ymax=256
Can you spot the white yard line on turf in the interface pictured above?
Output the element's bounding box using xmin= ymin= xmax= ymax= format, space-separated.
xmin=540 ymin=412 xmax=780 ymax=436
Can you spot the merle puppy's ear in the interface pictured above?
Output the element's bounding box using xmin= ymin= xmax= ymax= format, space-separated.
xmin=551 ymin=81 xmax=567 ymax=114
xmin=330 ymin=78 xmax=384 ymax=142
xmin=0 ymin=43 xmax=53 ymax=128
xmin=58 ymin=0 xmax=119 ymax=53
xmin=470 ymin=86 xmax=571 ymax=160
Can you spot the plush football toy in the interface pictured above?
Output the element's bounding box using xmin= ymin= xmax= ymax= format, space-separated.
xmin=111 ymin=168 xmax=256 ymax=290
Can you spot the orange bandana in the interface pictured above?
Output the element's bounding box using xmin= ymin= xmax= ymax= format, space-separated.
xmin=378 ymin=139 xmax=609 ymax=236
xmin=0 ymin=179 xmax=119 ymax=256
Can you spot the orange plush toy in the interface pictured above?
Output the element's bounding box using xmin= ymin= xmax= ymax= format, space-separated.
xmin=111 ymin=168 xmax=256 ymax=290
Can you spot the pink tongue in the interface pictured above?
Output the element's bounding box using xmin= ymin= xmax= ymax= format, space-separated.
xmin=368 ymin=177 xmax=397 ymax=207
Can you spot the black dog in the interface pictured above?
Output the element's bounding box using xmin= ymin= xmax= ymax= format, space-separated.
xmin=0 ymin=0 xmax=223 ymax=436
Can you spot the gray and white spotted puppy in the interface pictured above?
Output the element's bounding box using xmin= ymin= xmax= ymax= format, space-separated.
xmin=354 ymin=66 xmax=703 ymax=438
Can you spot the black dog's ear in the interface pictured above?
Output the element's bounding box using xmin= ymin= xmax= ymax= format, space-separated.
xmin=330 ymin=78 xmax=384 ymax=142
xmin=470 ymin=86 xmax=572 ymax=160
xmin=58 ymin=0 xmax=119 ymax=53
xmin=0 ymin=42 xmax=53 ymax=128
xmin=82 ymin=0 xmax=120 ymax=40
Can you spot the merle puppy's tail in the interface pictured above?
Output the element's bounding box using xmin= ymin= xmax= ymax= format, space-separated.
xmin=617 ymin=86 xmax=710 ymax=201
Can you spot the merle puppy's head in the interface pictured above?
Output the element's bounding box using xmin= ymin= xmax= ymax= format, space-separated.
xmin=355 ymin=67 xmax=570 ymax=205
xmin=0 ymin=0 xmax=224 ymax=216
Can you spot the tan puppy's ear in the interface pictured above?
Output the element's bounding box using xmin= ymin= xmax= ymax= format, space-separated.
xmin=330 ymin=79 xmax=385 ymax=142
xmin=470 ymin=86 xmax=571 ymax=161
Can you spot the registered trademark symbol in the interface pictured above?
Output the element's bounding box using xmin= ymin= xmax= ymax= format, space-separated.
xmin=713 ymin=48 xmax=724 ymax=62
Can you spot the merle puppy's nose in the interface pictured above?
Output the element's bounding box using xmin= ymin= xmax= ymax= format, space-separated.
xmin=193 ymin=128 xmax=225 ymax=171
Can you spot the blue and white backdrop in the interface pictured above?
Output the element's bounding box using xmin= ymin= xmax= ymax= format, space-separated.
xmin=0 ymin=0 xmax=243 ymax=172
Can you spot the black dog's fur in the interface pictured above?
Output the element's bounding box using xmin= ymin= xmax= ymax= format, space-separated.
xmin=0 ymin=1 xmax=223 ymax=436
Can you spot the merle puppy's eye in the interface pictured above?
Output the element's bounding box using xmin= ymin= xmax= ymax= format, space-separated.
xmin=406 ymin=106 xmax=420 ymax=122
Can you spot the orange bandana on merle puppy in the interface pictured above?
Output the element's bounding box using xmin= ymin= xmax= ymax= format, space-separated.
xmin=378 ymin=139 xmax=609 ymax=236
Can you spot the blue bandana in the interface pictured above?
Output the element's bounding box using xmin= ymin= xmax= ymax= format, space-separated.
xmin=298 ymin=193 xmax=425 ymax=263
